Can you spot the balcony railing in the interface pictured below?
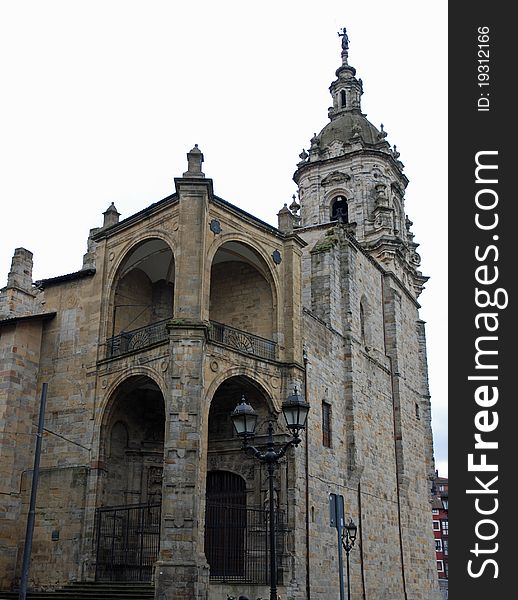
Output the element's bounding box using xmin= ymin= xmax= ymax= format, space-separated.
xmin=106 ymin=319 xmax=170 ymax=358
xmin=208 ymin=321 xmax=277 ymax=361
xmin=105 ymin=318 xmax=277 ymax=361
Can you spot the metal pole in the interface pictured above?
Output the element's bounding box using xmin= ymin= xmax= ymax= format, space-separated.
xmin=267 ymin=424 xmax=278 ymax=600
xmin=337 ymin=526 xmax=345 ymax=600
xmin=268 ymin=461 xmax=277 ymax=600
xmin=346 ymin=546 xmax=351 ymax=600
xmin=19 ymin=383 xmax=48 ymax=600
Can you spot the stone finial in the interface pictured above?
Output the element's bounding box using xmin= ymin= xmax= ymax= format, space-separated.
xmin=6 ymin=248 xmax=33 ymax=291
xmin=289 ymin=194 xmax=300 ymax=214
xmin=103 ymin=202 xmax=120 ymax=228
xmin=378 ymin=123 xmax=388 ymax=140
xmin=183 ymin=144 xmax=205 ymax=178
xmin=277 ymin=203 xmax=296 ymax=233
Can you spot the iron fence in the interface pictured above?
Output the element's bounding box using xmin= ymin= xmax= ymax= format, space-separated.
xmin=106 ymin=319 xmax=169 ymax=358
xmin=208 ymin=321 xmax=277 ymax=361
xmin=95 ymin=503 xmax=161 ymax=582
xmin=205 ymin=503 xmax=285 ymax=584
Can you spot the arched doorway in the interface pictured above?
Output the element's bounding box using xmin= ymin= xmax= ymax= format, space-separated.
xmin=96 ymin=376 xmax=165 ymax=582
xmin=205 ymin=376 xmax=284 ymax=586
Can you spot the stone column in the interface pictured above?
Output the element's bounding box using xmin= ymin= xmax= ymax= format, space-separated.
xmin=155 ymin=323 xmax=209 ymax=600
xmin=155 ymin=154 xmax=212 ymax=599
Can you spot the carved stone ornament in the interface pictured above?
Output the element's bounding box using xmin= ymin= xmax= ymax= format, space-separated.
xmin=321 ymin=171 xmax=351 ymax=187
xmin=209 ymin=219 xmax=222 ymax=234
xmin=410 ymin=252 xmax=421 ymax=266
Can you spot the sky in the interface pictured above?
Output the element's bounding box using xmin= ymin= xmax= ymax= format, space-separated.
xmin=0 ymin=0 xmax=448 ymax=477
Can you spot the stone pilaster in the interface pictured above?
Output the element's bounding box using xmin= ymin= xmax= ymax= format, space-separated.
xmin=156 ymin=322 xmax=209 ymax=600
xmin=173 ymin=170 xmax=212 ymax=323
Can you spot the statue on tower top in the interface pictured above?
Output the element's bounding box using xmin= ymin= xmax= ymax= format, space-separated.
xmin=338 ymin=27 xmax=349 ymax=50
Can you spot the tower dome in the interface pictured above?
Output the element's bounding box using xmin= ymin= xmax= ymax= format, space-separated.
xmin=291 ymin=28 xmax=427 ymax=298
xmin=318 ymin=111 xmax=382 ymax=148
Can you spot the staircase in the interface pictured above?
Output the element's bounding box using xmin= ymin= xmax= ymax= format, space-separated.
xmin=0 ymin=582 xmax=155 ymax=600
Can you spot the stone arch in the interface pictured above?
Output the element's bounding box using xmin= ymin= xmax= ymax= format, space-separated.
xmin=207 ymin=238 xmax=279 ymax=342
xmin=207 ymin=374 xmax=274 ymax=443
xmin=330 ymin=194 xmax=349 ymax=223
xmin=105 ymin=237 xmax=176 ymax=348
xmin=323 ymin=186 xmax=354 ymax=223
xmin=203 ymin=374 xmax=283 ymax=584
xmin=98 ymin=374 xmax=166 ymax=507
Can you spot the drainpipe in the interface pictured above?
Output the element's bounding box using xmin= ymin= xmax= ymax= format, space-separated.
xmin=357 ymin=482 xmax=366 ymax=600
xmin=303 ymin=347 xmax=311 ymax=600
xmin=380 ymin=274 xmax=408 ymax=600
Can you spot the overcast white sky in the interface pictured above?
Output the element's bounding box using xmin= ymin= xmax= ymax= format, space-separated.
xmin=0 ymin=0 xmax=448 ymax=476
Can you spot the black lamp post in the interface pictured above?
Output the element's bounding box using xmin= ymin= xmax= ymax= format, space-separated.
xmin=341 ymin=517 xmax=357 ymax=600
xmin=230 ymin=388 xmax=309 ymax=600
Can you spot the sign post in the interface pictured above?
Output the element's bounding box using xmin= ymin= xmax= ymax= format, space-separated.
xmin=330 ymin=493 xmax=345 ymax=600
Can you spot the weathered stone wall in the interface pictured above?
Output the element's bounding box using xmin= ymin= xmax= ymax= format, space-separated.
xmin=293 ymin=223 xmax=439 ymax=599
xmin=210 ymin=261 xmax=274 ymax=339
xmin=0 ymin=319 xmax=45 ymax=589
xmin=17 ymin=466 xmax=89 ymax=590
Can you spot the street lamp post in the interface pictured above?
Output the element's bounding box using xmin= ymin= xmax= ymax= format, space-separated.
xmin=230 ymin=388 xmax=309 ymax=600
xmin=341 ymin=517 xmax=357 ymax=600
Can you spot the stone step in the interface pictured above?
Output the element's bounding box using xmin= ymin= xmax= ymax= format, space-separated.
xmin=0 ymin=583 xmax=155 ymax=600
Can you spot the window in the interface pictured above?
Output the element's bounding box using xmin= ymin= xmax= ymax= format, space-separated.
xmin=442 ymin=499 xmax=448 ymax=510
xmin=415 ymin=402 xmax=421 ymax=419
xmin=433 ymin=520 xmax=440 ymax=531
xmin=360 ymin=302 xmax=366 ymax=342
xmin=432 ymin=509 xmax=439 ymax=515
xmin=340 ymin=90 xmax=346 ymax=107
xmin=442 ymin=520 xmax=449 ymax=534
xmin=437 ymin=560 xmax=444 ymax=572
xmin=435 ymin=539 xmax=442 ymax=552
xmin=322 ymin=401 xmax=332 ymax=448
xmin=443 ymin=540 xmax=448 ymax=556
xmin=330 ymin=196 xmax=349 ymax=223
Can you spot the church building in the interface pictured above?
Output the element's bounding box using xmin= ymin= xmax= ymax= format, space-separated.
xmin=0 ymin=31 xmax=440 ymax=600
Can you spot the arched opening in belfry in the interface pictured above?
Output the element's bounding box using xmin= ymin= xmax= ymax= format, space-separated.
xmin=95 ymin=376 xmax=165 ymax=582
xmin=209 ymin=241 xmax=277 ymax=360
xmin=330 ymin=195 xmax=349 ymax=223
xmin=340 ymin=89 xmax=347 ymax=107
xmin=205 ymin=375 xmax=286 ymax=586
xmin=108 ymin=238 xmax=174 ymax=357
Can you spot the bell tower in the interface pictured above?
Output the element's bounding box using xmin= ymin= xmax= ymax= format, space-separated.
xmin=292 ymin=28 xmax=427 ymax=297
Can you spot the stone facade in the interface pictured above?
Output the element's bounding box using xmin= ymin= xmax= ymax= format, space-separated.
xmin=0 ymin=36 xmax=440 ymax=599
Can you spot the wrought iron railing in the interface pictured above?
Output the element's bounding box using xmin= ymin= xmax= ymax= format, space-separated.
xmin=95 ymin=503 xmax=161 ymax=582
xmin=105 ymin=319 xmax=277 ymax=361
xmin=106 ymin=319 xmax=170 ymax=358
xmin=205 ymin=503 xmax=285 ymax=584
xmin=208 ymin=321 xmax=277 ymax=361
